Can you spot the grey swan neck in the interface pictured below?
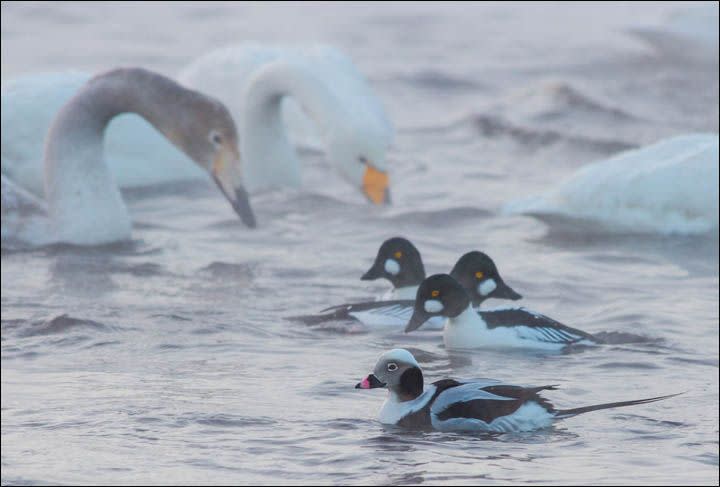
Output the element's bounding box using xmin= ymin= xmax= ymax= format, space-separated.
xmin=43 ymin=68 xmax=198 ymax=244
xmin=240 ymin=61 xmax=346 ymax=190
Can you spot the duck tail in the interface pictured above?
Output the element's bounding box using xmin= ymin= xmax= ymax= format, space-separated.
xmin=554 ymin=392 xmax=682 ymax=419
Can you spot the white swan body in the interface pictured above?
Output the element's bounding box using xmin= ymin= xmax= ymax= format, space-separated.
xmin=505 ymin=134 xmax=719 ymax=235
xmin=1 ymin=72 xmax=204 ymax=196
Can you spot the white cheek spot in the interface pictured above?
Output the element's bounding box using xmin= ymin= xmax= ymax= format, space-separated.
xmin=424 ymin=299 xmax=444 ymax=313
xmin=384 ymin=259 xmax=400 ymax=275
xmin=478 ymin=279 xmax=497 ymax=296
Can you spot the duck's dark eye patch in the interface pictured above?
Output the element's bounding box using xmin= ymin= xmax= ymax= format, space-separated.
xmin=212 ymin=133 xmax=223 ymax=145
xmin=358 ymin=156 xmax=368 ymax=164
xmin=387 ymin=362 xmax=398 ymax=372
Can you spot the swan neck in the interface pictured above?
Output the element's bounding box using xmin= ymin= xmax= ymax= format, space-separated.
xmin=240 ymin=62 xmax=343 ymax=189
xmin=42 ymin=68 xmax=195 ymax=243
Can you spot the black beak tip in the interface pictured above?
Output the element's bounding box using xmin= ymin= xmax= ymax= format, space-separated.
xmin=354 ymin=382 xmax=362 ymax=389
xmin=238 ymin=209 xmax=257 ymax=228
xmin=233 ymin=189 xmax=257 ymax=228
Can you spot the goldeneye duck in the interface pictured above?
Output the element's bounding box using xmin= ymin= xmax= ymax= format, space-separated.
xmin=355 ymin=349 xmax=678 ymax=432
xmin=406 ymin=274 xmax=600 ymax=350
xmin=449 ymin=251 xmax=523 ymax=306
xmin=289 ymin=237 xmax=434 ymax=328
xmin=361 ymin=236 xmax=426 ymax=300
xmin=291 ymin=245 xmax=523 ymax=328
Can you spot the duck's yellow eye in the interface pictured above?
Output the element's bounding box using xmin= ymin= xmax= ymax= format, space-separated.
xmin=394 ymin=251 xmax=402 ymax=259
xmin=431 ymin=290 xmax=440 ymax=297
xmin=475 ymin=271 xmax=484 ymax=279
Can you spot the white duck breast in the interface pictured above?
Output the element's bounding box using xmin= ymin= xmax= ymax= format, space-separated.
xmin=443 ymin=306 xmax=598 ymax=351
xmin=378 ymin=386 xmax=437 ymax=425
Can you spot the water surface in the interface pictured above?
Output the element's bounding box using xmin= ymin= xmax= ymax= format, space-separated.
xmin=2 ymin=2 xmax=718 ymax=485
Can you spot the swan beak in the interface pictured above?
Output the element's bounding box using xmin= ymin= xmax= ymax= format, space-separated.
xmin=362 ymin=165 xmax=390 ymax=205
xmin=212 ymin=151 xmax=257 ymax=228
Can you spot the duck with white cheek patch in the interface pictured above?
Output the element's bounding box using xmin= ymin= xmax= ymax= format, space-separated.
xmin=449 ymin=251 xmax=523 ymax=306
xmin=360 ymin=237 xmax=426 ymax=300
xmin=289 ymin=242 xmax=527 ymax=328
xmin=355 ymin=349 xmax=679 ymax=432
xmin=406 ymin=274 xmax=601 ymax=350
xmin=288 ymin=237 xmax=442 ymax=328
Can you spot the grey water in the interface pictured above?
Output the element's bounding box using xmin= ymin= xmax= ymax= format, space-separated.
xmin=1 ymin=2 xmax=718 ymax=485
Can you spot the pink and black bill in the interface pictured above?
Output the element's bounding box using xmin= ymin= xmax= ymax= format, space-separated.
xmin=355 ymin=374 xmax=386 ymax=389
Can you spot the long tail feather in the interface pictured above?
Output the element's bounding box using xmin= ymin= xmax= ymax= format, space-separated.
xmin=555 ymin=392 xmax=682 ymax=419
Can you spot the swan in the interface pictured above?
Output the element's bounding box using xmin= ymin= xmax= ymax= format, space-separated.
xmin=1 ymin=67 xmax=255 ymax=248
xmin=2 ymin=44 xmax=393 ymax=204
xmin=505 ymin=133 xmax=719 ymax=235
xmin=178 ymin=44 xmax=393 ymax=203
xmin=1 ymin=71 xmax=206 ymax=195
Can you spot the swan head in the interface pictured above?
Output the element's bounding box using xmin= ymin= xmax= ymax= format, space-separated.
xmin=169 ymin=98 xmax=256 ymax=228
xmin=326 ymin=126 xmax=391 ymax=206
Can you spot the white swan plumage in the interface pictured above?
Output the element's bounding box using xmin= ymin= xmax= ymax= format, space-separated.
xmin=505 ymin=134 xmax=719 ymax=235
xmin=179 ymin=43 xmax=393 ymax=202
xmin=1 ymin=68 xmax=254 ymax=248
xmin=2 ymin=44 xmax=393 ymax=204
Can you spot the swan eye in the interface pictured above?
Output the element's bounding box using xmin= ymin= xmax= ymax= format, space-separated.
xmin=387 ymin=362 xmax=398 ymax=372
xmin=358 ymin=156 xmax=368 ymax=165
xmin=475 ymin=271 xmax=484 ymax=279
xmin=210 ymin=132 xmax=223 ymax=146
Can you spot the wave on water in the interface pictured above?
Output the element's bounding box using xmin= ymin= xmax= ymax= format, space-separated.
xmin=4 ymin=314 xmax=112 ymax=338
xmin=473 ymin=114 xmax=636 ymax=153
xmin=388 ymin=69 xmax=485 ymax=91
xmin=383 ymin=206 xmax=491 ymax=227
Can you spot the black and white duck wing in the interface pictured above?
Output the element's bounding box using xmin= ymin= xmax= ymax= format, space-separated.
xmin=429 ymin=381 xmax=557 ymax=432
xmin=480 ymin=307 xmax=598 ymax=345
xmin=288 ymin=299 xmax=415 ymax=326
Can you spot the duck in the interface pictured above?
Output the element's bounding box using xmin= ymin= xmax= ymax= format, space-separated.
xmin=360 ymin=237 xmax=426 ymax=300
xmin=1 ymin=67 xmax=254 ymax=248
xmin=406 ymin=274 xmax=600 ymax=350
xmin=291 ymin=242 xmax=523 ymax=328
xmin=289 ymin=237 xmax=428 ymax=328
xmin=355 ymin=349 xmax=678 ymax=432
xmin=2 ymin=44 xmax=393 ymax=205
